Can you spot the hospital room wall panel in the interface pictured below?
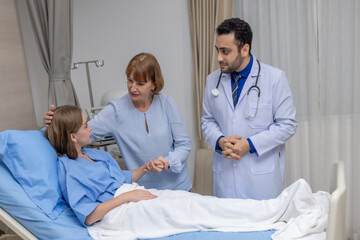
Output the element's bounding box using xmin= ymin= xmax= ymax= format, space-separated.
xmin=0 ymin=0 xmax=37 ymax=131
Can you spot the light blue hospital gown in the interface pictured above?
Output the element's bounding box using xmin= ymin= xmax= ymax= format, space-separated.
xmin=89 ymin=94 xmax=192 ymax=191
xmin=57 ymin=148 xmax=131 ymax=227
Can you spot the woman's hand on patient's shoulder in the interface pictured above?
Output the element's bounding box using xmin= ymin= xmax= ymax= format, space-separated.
xmin=122 ymin=189 xmax=157 ymax=203
xmin=43 ymin=104 xmax=56 ymax=127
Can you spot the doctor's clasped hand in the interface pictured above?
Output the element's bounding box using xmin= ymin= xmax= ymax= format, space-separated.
xmin=218 ymin=136 xmax=250 ymax=160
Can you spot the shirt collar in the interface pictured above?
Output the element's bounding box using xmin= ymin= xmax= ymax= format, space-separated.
xmin=231 ymin=54 xmax=253 ymax=79
xmin=82 ymin=148 xmax=107 ymax=162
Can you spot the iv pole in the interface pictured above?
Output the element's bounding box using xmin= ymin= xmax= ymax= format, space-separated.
xmin=71 ymin=60 xmax=104 ymax=108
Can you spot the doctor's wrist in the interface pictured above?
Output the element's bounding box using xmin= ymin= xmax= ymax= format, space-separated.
xmin=247 ymin=138 xmax=256 ymax=154
xmin=216 ymin=136 xmax=225 ymax=151
xmin=218 ymin=137 xmax=225 ymax=151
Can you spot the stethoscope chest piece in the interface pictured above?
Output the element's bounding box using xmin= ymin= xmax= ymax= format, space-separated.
xmin=211 ymin=88 xmax=220 ymax=97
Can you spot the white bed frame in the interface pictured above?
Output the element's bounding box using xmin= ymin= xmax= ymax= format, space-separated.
xmin=0 ymin=158 xmax=346 ymax=240
xmin=326 ymin=161 xmax=346 ymax=240
xmin=0 ymin=208 xmax=36 ymax=240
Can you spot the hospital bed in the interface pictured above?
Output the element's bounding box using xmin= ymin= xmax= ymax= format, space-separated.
xmin=0 ymin=130 xmax=346 ymax=240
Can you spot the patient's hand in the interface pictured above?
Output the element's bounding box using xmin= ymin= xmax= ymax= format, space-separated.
xmin=43 ymin=104 xmax=56 ymax=127
xmin=144 ymin=160 xmax=162 ymax=173
xmin=144 ymin=158 xmax=168 ymax=173
xmin=86 ymin=189 xmax=158 ymax=225
xmin=122 ymin=189 xmax=157 ymax=202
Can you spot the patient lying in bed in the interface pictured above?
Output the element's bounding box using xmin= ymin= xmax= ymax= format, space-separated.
xmin=44 ymin=105 xmax=329 ymax=240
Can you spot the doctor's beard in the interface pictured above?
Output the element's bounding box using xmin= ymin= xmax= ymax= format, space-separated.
xmin=218 ymin=54 xmax=243 ymax=73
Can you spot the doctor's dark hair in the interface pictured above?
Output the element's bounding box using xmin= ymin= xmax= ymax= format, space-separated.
xmin=126 ymin=53 xmax=164 ymax=94
xmin=216 ymin=18 xmax=253 ymax=53
xmin=45 ymin=105 xmax=83 ymax=160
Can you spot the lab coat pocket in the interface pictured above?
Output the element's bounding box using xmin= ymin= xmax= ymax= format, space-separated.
xmin=248 ymin=103 xmax=273 ymax=129
xmin=212 ymin=156 xmax=224 ymax=174
xmin=249 ymin=151 xmax=275 ymax=175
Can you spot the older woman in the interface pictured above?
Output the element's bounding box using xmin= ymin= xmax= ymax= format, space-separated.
xmin=44 ymin=53 xmax=192 ymax=191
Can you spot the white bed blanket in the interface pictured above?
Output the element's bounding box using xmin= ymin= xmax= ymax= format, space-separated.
xmin=88 ymin=179 xmax=330 ymax=240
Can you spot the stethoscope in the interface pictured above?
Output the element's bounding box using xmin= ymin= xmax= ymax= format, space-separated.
xmin=211 ymin=59 xmax=261 ymax=119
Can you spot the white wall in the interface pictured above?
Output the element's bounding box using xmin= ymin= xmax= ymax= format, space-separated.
xmin=18 ymin=0 xmax=197 ymax=181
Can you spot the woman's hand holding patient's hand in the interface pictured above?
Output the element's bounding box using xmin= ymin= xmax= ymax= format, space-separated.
xmin=154 ymin=157 xmax=170 ymax=170
xmin=144 ymin=159 xmax=163 ymax=173
xmin=144 ymin=157 xmax=169 ymax=173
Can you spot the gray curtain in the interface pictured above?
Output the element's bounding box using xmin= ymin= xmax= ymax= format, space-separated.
xmin=188 ymin=0 xmax=232 ymax=148
xmin=26 ymin=0 xmax=79 ymax=107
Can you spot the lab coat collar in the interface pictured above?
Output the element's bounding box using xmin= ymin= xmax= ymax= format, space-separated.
xmin=238 ymin=55 xmax=261 ymax=105
xmin=219 ymin=72 xmax=234 ymax=110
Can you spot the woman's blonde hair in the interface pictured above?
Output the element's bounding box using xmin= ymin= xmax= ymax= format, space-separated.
xmin=45 ymin=105 xmax=83 ymax=160
xmin=126 ymin=53 xmax=164 ymax=94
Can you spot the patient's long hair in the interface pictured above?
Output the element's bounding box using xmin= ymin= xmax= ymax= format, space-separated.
xmin=45 ymin=105 xmax=83 ymax=160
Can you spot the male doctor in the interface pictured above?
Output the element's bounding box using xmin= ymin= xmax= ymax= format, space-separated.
xmin=201 ymin=18 xmax=297 ymax=200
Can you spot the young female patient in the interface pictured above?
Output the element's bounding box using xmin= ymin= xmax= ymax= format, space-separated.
xmin=45 ymin=105 xmax=159 ymax=226
xmin=45 ymin=105 xmax=323 ymax=240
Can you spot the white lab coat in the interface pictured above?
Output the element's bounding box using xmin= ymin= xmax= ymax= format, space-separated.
xmin=201 ymin=56 xmax=297 ymax=200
